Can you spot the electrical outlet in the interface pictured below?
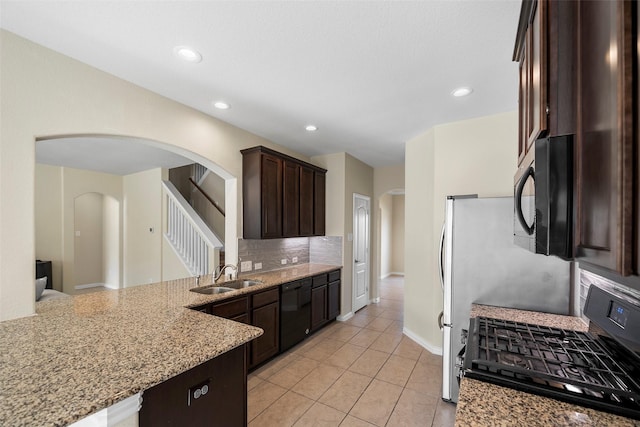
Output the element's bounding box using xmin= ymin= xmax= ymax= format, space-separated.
xmin=75 ymin=230 xmax=81 ymax=237
xmin=292 ymin=256 xmax=298 ymax=263
xmin=254 ymin=262 xmax=262 ymax=270
xmin=188 ymin=380 xmax=210 ymax=406
xmin=281 ymin=259 xmax=287 ymax=265
xmin=240 ymin=261 xmax=252 ymax=272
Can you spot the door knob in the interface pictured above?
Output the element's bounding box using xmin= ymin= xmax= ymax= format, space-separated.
xmin=354 ymin=259 xmax=360 ymax=263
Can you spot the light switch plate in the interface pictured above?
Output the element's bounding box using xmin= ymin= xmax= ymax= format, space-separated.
xmin=281 ymin=259 xmax=287 ymax=265
xmin=240 ymin=261 xmax=252 ymax=272
xmin=254 ymin=262 xmax=262 ymax=270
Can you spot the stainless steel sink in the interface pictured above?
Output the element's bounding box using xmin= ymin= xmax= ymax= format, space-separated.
xmin=189 ymin=286 xmax=235 ymax=295
xmin=222 ymin=279 xmax=263 ymax=289
xmin=189 ymin=279 xmax=262 ymax=295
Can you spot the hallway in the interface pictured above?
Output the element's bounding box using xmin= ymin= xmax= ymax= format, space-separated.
xmin=247 ymin=275 xmax=456 ymax=426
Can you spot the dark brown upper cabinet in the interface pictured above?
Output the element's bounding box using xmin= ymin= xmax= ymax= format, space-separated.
xmin=241 ymin=146 xmax=327 ymax=239
xmin=299 ymin=166 xmax=315 ymax=236
xmin=283 ymin=160 xmax=301 ymax=237
xmin=574 ymin=0 xmax=636 ymax=277
xmin=513 ymin=0 xmax=577 ymax=168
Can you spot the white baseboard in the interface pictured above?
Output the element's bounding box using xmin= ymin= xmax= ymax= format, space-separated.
xmin=75 ymin=283 xmax=105 ymax=290
xmin=380 ymin=272 xmax=405 ymax=279
xmin=337 ymin=312 xmax=353 ymax=321
xmin=403 ymin=326 xmax=443 ymax=356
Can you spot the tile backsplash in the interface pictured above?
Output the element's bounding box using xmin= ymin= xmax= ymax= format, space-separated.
xmin=238 ymin=236 xmax=342 ymax=275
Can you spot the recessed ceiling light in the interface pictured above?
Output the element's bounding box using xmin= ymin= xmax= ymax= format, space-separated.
xmin=451 ymin=87 xmax=473 ymax=97
xmin=173 ymin=46 xmax=202 ymax=63
xmin=305 ymin=125 xmax=318 ymax=132
xmin=213 ymin=101 xmax=230 ymax=110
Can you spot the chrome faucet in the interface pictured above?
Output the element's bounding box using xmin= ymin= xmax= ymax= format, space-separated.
xmin=213 ymin=264 xmax=238 ymax=283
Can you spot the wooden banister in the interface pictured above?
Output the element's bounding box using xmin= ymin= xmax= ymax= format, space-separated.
xmin=189 ymin=177 xmax=225 ymax=217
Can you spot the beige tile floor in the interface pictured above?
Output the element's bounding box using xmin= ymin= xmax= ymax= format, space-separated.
xmin=248 ymin=275 xmax=457 ymax=427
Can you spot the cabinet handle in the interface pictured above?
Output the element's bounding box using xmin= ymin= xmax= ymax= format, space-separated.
xmin=515 ymin=166 xmax=535 ymax=236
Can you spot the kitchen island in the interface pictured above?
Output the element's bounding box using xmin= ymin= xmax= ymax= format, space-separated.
xmin=455 ymin=305 xmax=639 ymax=426
xmin=0 ymin=263 xmax=339 ymax=426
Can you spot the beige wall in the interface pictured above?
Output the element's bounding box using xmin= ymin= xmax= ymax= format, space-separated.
xmin=379 ymin=193 xmax=393 ymax=277
xmin=35 ymin=164 xmax=64 ymax=291
xmin=103 ymin=196 xmax=120 ymax=289
xmin=391 ymin=195 xmax=405 ymax=273
xmin=372 ymin=164 xmax=405 ymax=296
xmin=73 ymin=192 xmax=104 ymax=286
xmin=0 ymin=30 xmax=319 ymax=320
xmin=344 ymin=154 xmax=374 ymax=315
xmin=404 ymin=111 xmax=517 ymax=352
xmin=123 ymin=168 xmax=164 ymax=287
xmin=310 ymin=153 xmax=373 ymax=316
xmin=193 ymin=171 xmax=226 ymax=240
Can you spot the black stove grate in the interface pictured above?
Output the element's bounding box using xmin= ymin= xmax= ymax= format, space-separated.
xmin=463 ymin=317 xmax=640 ymax=420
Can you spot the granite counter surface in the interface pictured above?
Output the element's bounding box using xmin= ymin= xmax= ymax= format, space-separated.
xmin=455 ymin=304 xmax=639 ymax=426
xmin=1 ymin=263 xmax=340 ymax=427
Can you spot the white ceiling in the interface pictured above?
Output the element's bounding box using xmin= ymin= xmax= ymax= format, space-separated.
xmin=36 ymin=136 xmax=193 ymax=176
xmin=1 ymin=0 xmax=520 ymax=168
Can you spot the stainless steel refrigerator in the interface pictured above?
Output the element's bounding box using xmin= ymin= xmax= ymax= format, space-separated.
xmin=440 ymin=195 xmax=571 ymax=403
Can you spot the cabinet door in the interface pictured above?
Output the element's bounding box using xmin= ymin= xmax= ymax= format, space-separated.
xmin=211 ymin=297 xmax=249 ymax=319
xmin=575 ymin=0 xmax=635 ymax=275
xmin=526 ymin=0 xmax=547 ymax=149
xmin=299 ymin=166 xmax=315 ymax=236
xmin=328 ymin=280 xmax=340 ymax=320
xmin=261 ymin=153 xmax=283 ymax=238
xmin=251 ymin=302 xmax=279 ymax=367
xmin=140 ymin=345 xmax=246 ymax=427
xmin=518 ymin=52 xmax=529 ymax=165
xmin=283 ymin=160 xmax=300 ymax=237
xmin=310 ymin=285 xmax=328 ymax=331
xmin=314 ymin=171 xmax=326 ymax=236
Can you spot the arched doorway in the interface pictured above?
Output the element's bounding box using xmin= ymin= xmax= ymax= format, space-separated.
xmin=72 ymin=193 xmax=121 ymax=292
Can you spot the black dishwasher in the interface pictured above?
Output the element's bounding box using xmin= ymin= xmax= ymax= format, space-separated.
xmin=280 ymin=278 xmax=311 ymax=351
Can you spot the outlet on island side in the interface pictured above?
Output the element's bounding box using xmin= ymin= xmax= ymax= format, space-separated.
xmin=292 ymin=256 xmax=298 ymax=263
xmin=254 ymin=262 xmax=262 ymax=270
xmin=281 ymin=259 xmax=287 ymax=265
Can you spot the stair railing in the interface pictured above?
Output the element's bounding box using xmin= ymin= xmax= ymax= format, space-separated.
xmin=162 ymin=180 xmax=223 ymax=276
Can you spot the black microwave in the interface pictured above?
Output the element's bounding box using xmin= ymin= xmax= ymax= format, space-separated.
xmin=513 ymin=135 xmax=573 ymax=259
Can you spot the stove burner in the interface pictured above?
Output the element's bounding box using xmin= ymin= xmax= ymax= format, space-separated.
xmin=494 ymin=329 xmax=521 ymax=341
xmin=556 ymin=367 xmax=601 ymax=386
xmin=499 ymin=353 xmax=528 ymax=367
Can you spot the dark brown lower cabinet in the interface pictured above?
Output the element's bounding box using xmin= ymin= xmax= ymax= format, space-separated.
xmin=310 ymin=285 xmax=328 ymax=332
xmin=328 ymin=280 xmax=340 ymax=320
xmin=139 ymin=344 xmax=247 ymax=427
xmin=250 ymin=288 xmax=279 ymax=368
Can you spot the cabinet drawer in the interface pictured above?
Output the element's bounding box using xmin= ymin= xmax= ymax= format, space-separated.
xmin=252 ymin=288 xmax=279 ymax=308
xmin=328 ymin=270 xmax=341 ymax=282
xmin=312 ymin=274 xmax=328 ymax=288
xmin=211 ymin=297 xmax=248 ymax=319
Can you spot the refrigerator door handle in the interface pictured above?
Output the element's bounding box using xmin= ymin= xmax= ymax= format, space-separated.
xmin=437 ymin=311 xmax=444 ymax=330
xmin=438 ymin=222 xmax=445 ymax=291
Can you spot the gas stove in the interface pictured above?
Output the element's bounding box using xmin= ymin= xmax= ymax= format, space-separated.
xmin=462 ymin=285 xmax=640 ymax=420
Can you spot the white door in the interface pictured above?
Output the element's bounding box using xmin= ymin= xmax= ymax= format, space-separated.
xmin=353 ymin=194 xmax=370 ymax=312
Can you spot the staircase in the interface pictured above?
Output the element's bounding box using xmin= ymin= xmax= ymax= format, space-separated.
xmin=162 ymin=180 xmax=223 ymax=276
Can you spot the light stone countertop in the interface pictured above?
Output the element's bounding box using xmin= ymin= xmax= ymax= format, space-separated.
xmin=455 ymin=304 xmax=640 ymax=426
xmin=0 ymin=263 xmax=341 ymax=427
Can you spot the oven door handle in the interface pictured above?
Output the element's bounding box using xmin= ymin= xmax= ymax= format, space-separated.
xmin=515 ymin=166 xmax=535 ymax=236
